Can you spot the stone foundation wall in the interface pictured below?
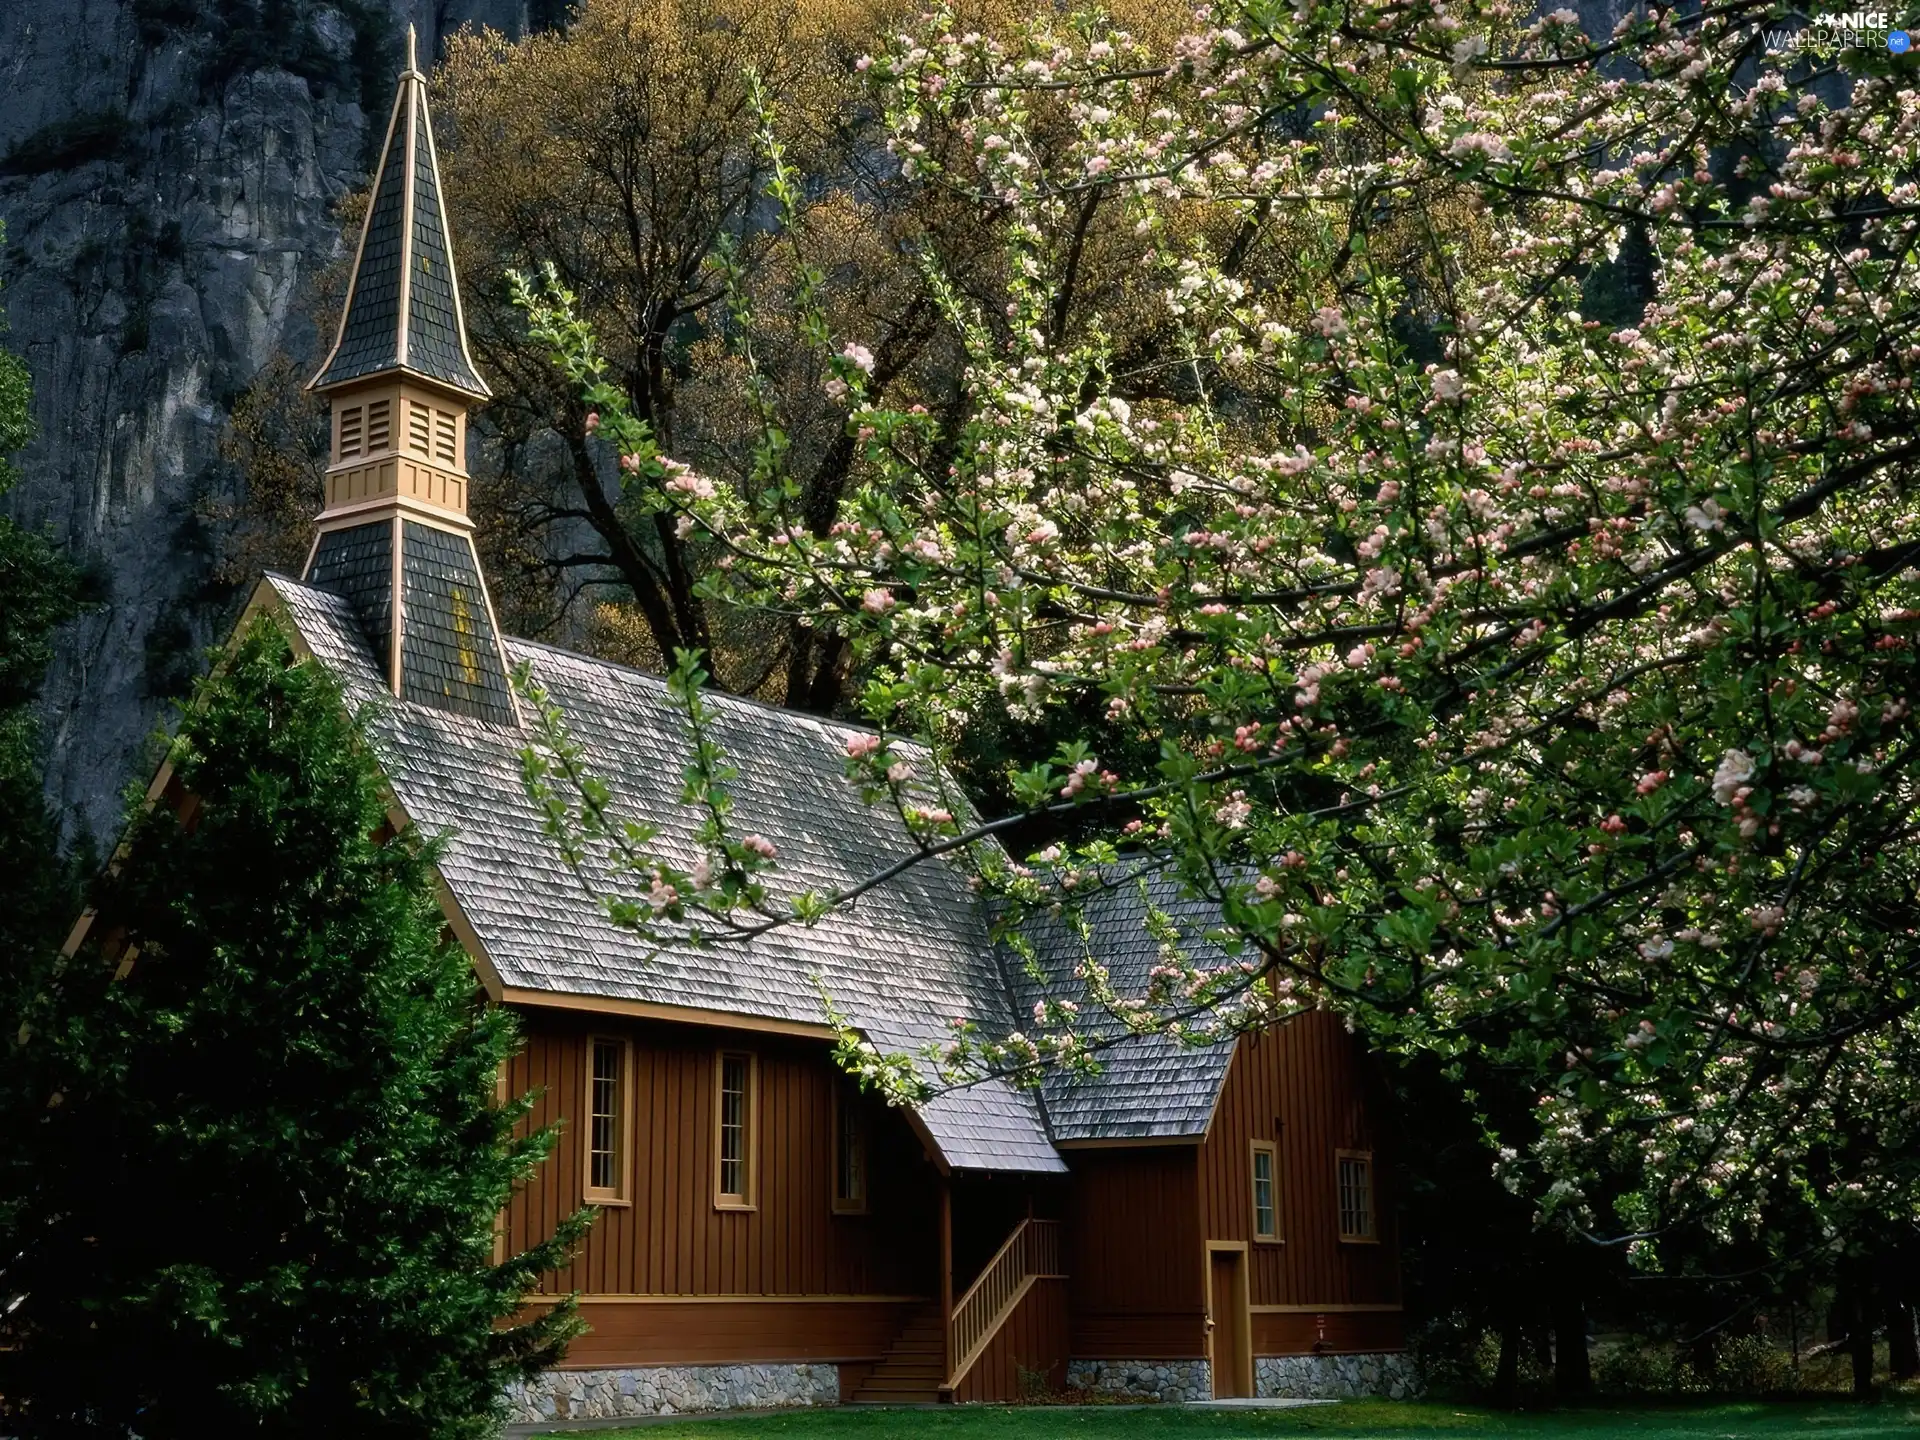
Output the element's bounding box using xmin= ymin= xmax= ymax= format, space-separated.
xmin=1256 ymin=1351 xmax=1420 ymax=1400
xmin=1065 ymin=1358 xmax=1211 ymax=1403
xmin=501 ymin=1361 xmax=840 ymax=1423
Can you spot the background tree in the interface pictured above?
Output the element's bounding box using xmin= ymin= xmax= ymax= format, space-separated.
xmin=0 ymin=221 xmax=91 ymax=1337
xmin=0 ymin=221 xmax=86 ymax=964
xmin=0 ymin=619 xmax=586 ymax=1439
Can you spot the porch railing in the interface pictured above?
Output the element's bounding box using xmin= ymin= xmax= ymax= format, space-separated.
xmin=946 ymin=1217 xmax=1064 ymax=1389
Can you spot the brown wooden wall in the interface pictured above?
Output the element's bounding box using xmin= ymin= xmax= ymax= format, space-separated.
xmin=954 ymin=1278 xmax=1070 ymax=1402
xmin=542 ymin=1297 xmax=924 ymax=1368
xmin=1064 ymin=1147 xmax=1206 ymax=1359
xmin=1252 ymin=1309 xmax=1403 ymax=1355
xmin=503 ymin=1009 xmax=939 ymax=1309
xmin=1197 ymin=1013 xmax=1402 ymax=1349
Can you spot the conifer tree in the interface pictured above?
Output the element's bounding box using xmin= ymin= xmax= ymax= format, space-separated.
xmin=0 ymin=222 xmax=88 ymax=1361
xmin=0 ymin=618 xmax=587 ymax=1439
xmin=0 ymin=219 xmax=83 ymax=971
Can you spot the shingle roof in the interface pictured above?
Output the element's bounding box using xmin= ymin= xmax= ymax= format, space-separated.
xmin=1006 ymin=874 xmax=1238 ymax=1142
xmin=306 ymin=521 xmax=393 ymax=670
xmin=401 ymin=111 xmax=484 ymax=394
xmin=397 ymin=522 xmax=515 ymax=724
xmin=267 ymin=574 xmax=1066 ymax=1173
xmin=310 ymin=64 xmax=488 ymax=398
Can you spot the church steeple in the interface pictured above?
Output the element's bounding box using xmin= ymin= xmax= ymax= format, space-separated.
xmin=301 ymin=28 xmax=517 ymax=728
xmin=311 ymin=24 xmax=488 ymax=401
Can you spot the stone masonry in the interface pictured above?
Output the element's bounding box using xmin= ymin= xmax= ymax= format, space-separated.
xmin=1065 ymin=1358 xmax=1211 ymax=1403
xmin=1257 ymin=1351 xmax=1421 ymax=1400
xmin=501 ymin=1362 xmax=840 ymax=1423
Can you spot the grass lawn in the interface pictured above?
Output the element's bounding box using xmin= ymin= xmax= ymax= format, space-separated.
xmin=564 ymin=1398 xmax=1920 ymax=1440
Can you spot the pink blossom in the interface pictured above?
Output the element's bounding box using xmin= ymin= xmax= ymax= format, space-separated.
xmin=846 ymin=733 xmax=882 ymax=760
xmin=1711 ymin=750 xmax=1754 ymax=804
xmin=862 ymin=588 xmax=896 ymax=614
xmin=741 ymin=834 xmax=777 ymax=860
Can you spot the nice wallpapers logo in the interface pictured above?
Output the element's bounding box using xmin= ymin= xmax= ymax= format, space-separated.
xmin=1765 ymin=10 xmax=1912 ymax=50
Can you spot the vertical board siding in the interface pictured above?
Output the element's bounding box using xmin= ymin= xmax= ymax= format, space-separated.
xmin=1065 ymin=1147 xmax=1206 ymax=1358
xmin=1196 ymin=1014 xmax=1402 ymax=1343
xmin=954 ymin=1279 xmax=1071 ymax=1402
xmin=548 ymin=1298 xmax=925 ymax=1367
xmin=503 ymin=1010 xmax=938 ymax=1301
xmin=1252 ymin=1310 xmax=1405 ymax=1355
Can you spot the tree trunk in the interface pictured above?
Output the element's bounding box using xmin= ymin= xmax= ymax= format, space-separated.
xmin=1553 ymin=1292 xmax=1592 ymax=1396
xmin=1493 ymin=1313 xmax=1521 ymax=1408
xmin=1837 ymin=1271 xmax=1876 ymax=1398
xmin=1889 ymin=1296 xmax=1919 ymax=1382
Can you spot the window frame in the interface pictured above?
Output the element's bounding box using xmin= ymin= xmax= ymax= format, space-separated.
xmin=832 ymin=1082 xmax=869 ymax=1216
xmin=1335 ymin=1148 xmax=1377 ymax=1243
xmin=582 ymin=1034 xmax=632 ymax=1207
xmin=714 ymin=1050 xmax=758 ymax=1211
xmin=1250 ymin=1140 xmax=1280 ymax=1243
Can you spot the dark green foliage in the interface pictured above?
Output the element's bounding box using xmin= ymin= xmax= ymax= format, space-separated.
xmin=0 ymin=224 xmax=84 ymax=1005
xmin=0 ymin=619 xmax=588 ymax=1438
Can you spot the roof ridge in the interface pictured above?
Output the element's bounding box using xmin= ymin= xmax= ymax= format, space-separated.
xmin=505 ymin=634 xmax=898 ymax=740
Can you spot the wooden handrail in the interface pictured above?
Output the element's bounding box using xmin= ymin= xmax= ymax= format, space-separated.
xmin=946 ymin=1217 xmax=1064 ymax=1390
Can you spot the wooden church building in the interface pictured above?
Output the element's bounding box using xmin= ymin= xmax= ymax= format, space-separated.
xmin=213 ymin=40 xmax=1412 ymax=1423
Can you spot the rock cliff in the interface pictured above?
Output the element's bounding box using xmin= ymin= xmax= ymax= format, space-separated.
xmin=0 ymin=0 xmax=541 ymax=845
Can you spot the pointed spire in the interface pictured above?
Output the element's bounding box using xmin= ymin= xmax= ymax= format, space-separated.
xmin=309 ymin=29 xmax=489 ymax=399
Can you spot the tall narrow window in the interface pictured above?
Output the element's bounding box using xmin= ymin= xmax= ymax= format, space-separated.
xmin=1250 ymin=1141 xmax=1278 ymax=1241
xmin=715 ymin=1051 xmax=755 ymax=1209
xmin=408 ymin=399 xmax=432 ymax=455
xmin=833 ymin=1084 xmax=867 ymax=1214
xmin=584 ymin=1036 xmax=629 ymax=1204
xmin=365 ymin=399 xmax=391 ymax=452
xmin=1336 ymin=1150 xmax=1375 ymax=1242
xmin=338 ymin=405 xmax=364 ymax=459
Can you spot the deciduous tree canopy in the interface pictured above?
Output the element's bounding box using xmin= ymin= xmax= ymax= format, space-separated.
xmin=516 ymin=0 xmax=1920 ymax=1275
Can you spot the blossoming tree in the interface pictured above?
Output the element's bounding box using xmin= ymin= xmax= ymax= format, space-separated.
xmin=514 ymin=0 xmax=1920 ymax=1263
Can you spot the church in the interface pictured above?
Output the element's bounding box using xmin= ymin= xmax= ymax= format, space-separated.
xmin=207 ymin=40 xmax=1410 ymax=1423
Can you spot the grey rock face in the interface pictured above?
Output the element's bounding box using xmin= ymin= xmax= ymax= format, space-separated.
xmin=0 ymin=0 xmax=536 ymax=845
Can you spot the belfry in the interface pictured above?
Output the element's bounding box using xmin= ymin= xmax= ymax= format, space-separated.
xmin=302 ymin=26 xmax=515 ymax=726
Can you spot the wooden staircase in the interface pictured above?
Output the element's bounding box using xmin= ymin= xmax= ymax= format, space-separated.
xmin=848 ymin=1303 xmax=947 ymax=1405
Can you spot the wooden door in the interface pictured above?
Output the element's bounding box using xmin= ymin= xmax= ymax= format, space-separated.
xmin=1208 ymin=1247 xmax=1250 ymax=1398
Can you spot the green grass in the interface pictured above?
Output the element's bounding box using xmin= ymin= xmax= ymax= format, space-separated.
xmin=562 ymin=1398 xmax=1920 ymax=1440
